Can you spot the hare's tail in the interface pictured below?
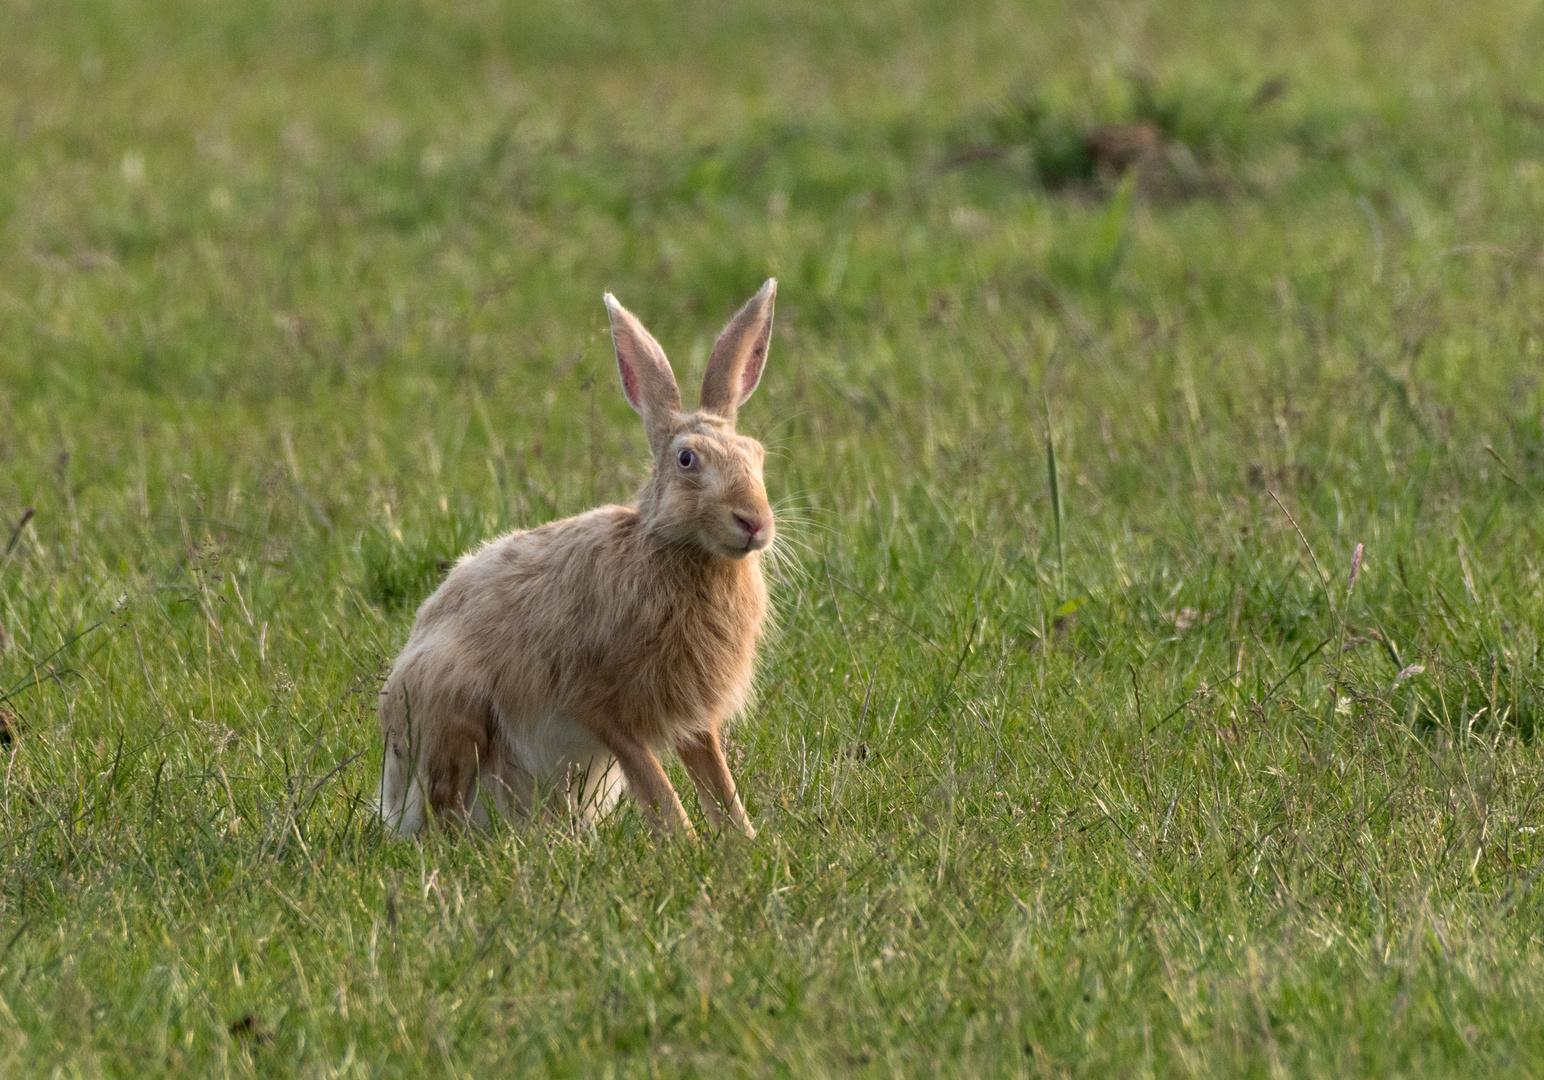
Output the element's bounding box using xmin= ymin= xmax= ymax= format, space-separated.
xmin=379 ymin=743 xmax=426 ymax=836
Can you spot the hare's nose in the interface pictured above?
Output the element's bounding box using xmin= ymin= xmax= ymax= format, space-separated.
xmin=733 ymin=513 xmax=766 ymax=541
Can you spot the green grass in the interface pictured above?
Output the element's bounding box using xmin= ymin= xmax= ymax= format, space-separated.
xmin=3 ymin=0 xmax=1544 ymax=1074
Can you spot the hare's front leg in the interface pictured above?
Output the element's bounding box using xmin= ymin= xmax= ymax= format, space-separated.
xmin=677 ymin=728 xmax=756 ymax=839
xmin=595 ymin=730 xmax=696 ymax=837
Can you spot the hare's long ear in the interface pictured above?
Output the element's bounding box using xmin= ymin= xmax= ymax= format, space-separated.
xmin=700 ymin=279 xmax=776 ymax=424
xmin=605 ymin=292 xmax=682 ymax=452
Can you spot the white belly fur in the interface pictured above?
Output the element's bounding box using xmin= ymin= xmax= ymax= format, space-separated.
xmin=499 ymin=711 xmax=625 ymax=822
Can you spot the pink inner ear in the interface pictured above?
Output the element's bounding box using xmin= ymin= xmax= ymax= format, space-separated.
xmin=617 ymin=354 xmax=642 ymax=411
xmin=737 ymin=327 xmax=770 ymax=404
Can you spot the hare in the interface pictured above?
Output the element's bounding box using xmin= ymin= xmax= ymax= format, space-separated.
xmin=379 ymin=280 xmax=779 ymax=839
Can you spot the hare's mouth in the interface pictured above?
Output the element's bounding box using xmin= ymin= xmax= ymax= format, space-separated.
xmin=709 ymin=528 xmax=771 ymax=559
xmin=728 ymin=511 xmax=772 ymax=554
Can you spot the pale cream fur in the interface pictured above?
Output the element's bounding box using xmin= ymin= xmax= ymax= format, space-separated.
xmin=379 ymin=280 xmax=779 ymax=838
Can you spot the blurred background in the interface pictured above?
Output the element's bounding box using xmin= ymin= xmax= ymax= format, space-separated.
xmin=3 ymin=0 xmax=1542 ymax=532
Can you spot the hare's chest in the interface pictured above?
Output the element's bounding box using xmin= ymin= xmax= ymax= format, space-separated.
xmin=658 ymin=595 xmax=764 ymax=709
xmin=602 ymin=580 xmax=760 ymax=724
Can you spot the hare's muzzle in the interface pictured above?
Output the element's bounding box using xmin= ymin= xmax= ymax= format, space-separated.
xmin=732 ymin=511 xmax=773 ymax=552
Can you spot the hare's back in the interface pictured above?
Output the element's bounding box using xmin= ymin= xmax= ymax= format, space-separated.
xmin=413 ymin=505 xmax=637 ymax=631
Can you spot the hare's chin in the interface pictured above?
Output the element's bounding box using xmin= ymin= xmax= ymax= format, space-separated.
xmin=710 ymin=534 xmax=769 ymax=559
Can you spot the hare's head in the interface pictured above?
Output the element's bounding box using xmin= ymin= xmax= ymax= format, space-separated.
xmin=605 ymin=280 xmax=777 ymax=560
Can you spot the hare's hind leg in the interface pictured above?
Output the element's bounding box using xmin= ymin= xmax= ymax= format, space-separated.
xmin=379 ymin=734 xmax=427 ymax=836
xmin=380 ymin=666 xmax=496 ymax=832
xmin=419 ymin=703 xmax=500 ymax=828
xmin=380 ymin=676 xmax=428 ymax=836
xmin=466 ymin=746 xmax=525 ymax=829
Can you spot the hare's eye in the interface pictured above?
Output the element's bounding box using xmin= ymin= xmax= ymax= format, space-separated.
xmin=677 ymin=449 xmax=697 ymax=470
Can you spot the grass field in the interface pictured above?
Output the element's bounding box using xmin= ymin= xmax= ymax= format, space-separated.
xmin=3 ymin=0 xmax=1544 ymax=1074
